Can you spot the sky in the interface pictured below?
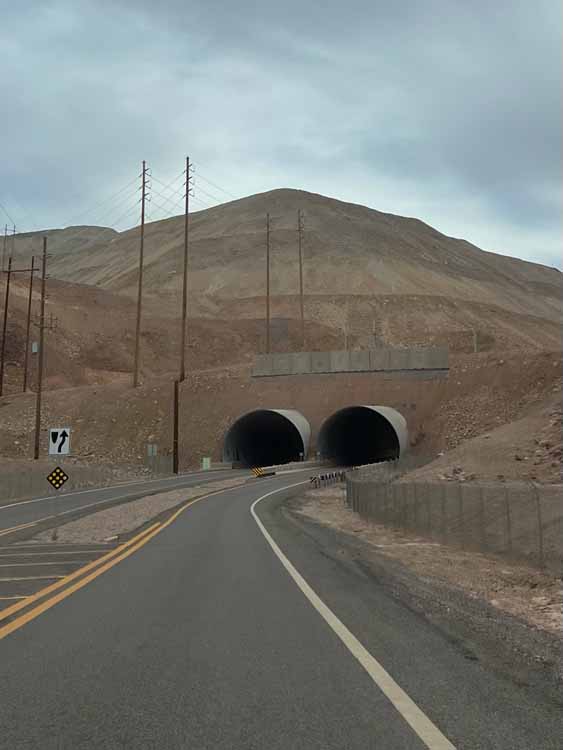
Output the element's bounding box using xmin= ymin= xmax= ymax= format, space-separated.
xmin=1 ymin=0 xmax=561 ymax=269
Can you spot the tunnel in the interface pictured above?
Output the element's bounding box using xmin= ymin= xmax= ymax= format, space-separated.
xmin=223 ymin=409 xmax=311 ymax=467
xmin=317 ymin=405 xmax=408 ymax=466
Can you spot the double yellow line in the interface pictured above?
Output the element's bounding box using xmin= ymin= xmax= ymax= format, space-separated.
xmin=0 ymin=485 xmax=229 ymax=641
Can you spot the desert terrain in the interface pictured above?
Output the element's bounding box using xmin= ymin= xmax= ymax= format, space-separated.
xmin=1 ymin=188 xmax=561 ymax=481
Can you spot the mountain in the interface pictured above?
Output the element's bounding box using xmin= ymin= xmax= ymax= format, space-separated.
xmin=7 ymin=188 xmax=562 ymax=353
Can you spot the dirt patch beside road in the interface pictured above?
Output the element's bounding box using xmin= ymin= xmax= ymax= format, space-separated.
xmin=30 ymin=477 xmax=247 ymax=544
xmin=294 ymin=486 xmax=562 ymax=636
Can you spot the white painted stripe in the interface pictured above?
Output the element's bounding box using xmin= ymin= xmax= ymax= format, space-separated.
xmin=0 ymin=551 xmax=98 ymax=558
xmin=0 ymin=469 xmax=239 ymax=511
xmin=251 ymin=482 xmax=457 ymax=750
xmin=0 ymin=576 xmax=65 ymax=581
xmin=0 ymin=595 xmax=27 ymax=600
xmin=0 ymin=561 xmax=87 ymax=567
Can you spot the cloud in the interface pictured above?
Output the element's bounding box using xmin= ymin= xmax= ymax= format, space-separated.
xmin=1 ymin=0 xmax=561 ymax=268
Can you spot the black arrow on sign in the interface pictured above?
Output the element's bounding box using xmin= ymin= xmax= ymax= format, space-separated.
xmin=57 ymin=430 xmax=68 ymax=453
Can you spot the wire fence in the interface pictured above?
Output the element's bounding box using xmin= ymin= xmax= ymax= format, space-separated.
xmin=346 ymin=476 xmax=563 ymax=574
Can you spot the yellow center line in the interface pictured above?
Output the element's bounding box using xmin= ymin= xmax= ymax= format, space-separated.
xmin=0 ymin=523 xmax=159 ymax=624
xmin=0 ymin=521 xmax=39 ymax=537
xmin=0 ymin=481 xmax=248 ymax=639
xmin=0 ymin=596 xmax=28 ymax=601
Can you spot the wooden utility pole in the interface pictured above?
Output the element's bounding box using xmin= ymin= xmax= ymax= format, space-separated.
xmin=22 ymin=255 xmax=36 ymax=392
xmin=33 ymin=238 xmax=47 ymax=460
xmin=297 ymin=209 xmax=305 ymax=350
xmin=173 ymin=379 xmax=179 ymax=474
xmin=133 ymin=161 xmax=148 ymax=388
xmin=1 ymin=225 xmax=7 ymax=272
xmin=266 ymin=213 xmax=271 ymax=353
xmin=0 ymin=256 xmax=13 ymax=397
xmin=180 ymin=156 xmax=192 ymax=382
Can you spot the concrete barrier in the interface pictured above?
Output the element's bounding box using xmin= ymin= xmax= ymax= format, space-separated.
xmin=311 ymin=351 xmax=331 ymax=373
xmin=349 ymin=350 xmax=370 ymax=371
xmin=330 ymin=350 xmax=350 ymax=371
xmin=252 ymin=347 xmax=449 ymax=377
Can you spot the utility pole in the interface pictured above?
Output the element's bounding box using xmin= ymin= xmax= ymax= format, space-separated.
xmin=33 ymin=238 xmax=47 ymax=460
xmin=133 ymin=160 xmax=148 ymax=388
xmin=297 ymin=209 xmax=305 ymax=350
xmin=0 ymin=256 xmax=12 ymax=397
xmin=1 ymin=225 xmax=7 ymax=272
xmin=180 ymin=156 xmax=193 ymax=382
xmin=173 ymin=379 xmax=179 ymax=474
xmin=266 ymin=213 xmax=271 ymax=353
xmin=22 ymin=255 xmax=36 ymax=392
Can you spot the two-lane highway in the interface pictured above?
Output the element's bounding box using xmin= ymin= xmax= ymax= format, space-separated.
xmin=1 ymin=472 xmax=561 ymax=748
xmin=0 ymin=468 xmax=245 ymax=537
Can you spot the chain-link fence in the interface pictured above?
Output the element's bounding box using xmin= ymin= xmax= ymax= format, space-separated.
xmin=346 ymin=476 xmax=563 ymax=573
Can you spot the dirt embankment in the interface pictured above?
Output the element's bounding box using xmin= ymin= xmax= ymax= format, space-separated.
xmin=294 ymin=486 xmax=562 ymax=636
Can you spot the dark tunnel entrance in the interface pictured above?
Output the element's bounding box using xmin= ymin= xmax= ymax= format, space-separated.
xmin=317 ymin=406 xmax=407 ymax=466
xmin=223 ymin=409 xmax=311 ymax=468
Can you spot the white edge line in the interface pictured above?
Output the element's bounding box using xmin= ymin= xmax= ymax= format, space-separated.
xmin=0 ymin=469 xmax=239 ymax=511
xmin=250 ymin=481 xmax=457 ymax=750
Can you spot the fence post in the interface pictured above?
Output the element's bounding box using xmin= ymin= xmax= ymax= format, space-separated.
xmin=458 ymin=482 xmax=465 ymax=550
xmin=479 ymin=484 xmax=487 ymax=551
xmin=532 ymin=482 xmax=544 ymax=569
xmin=441 ymin=483 xmax=447 ymax=543
xmin=425 ymin=484 xmax=431 ymax=536
xmin=504 ymin=485 xmax=512 ymax=554
xmin=414 ymin=483 xmax=419 ymax=530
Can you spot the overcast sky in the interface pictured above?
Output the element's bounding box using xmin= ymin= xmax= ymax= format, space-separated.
xmin=1 ymin=0 xmax=561 ymax=268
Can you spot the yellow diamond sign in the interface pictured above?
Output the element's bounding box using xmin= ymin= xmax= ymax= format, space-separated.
xmin=47 ymin=466 xmax=69 ymax=490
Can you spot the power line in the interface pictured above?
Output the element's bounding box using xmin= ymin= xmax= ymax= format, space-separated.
xmin=64 ymin=175 xmax=140 ymax=226
xmin=0 ymin=200 xmax=16 ymax=227
xmin=190 ymin=162 xmax=238 ymax=199
xmin=193 ymin=183 xmax=225 ymax=205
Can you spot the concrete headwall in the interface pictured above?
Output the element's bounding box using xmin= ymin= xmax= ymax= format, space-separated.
xmin=252 ymin=347 xmax=448 ymax=377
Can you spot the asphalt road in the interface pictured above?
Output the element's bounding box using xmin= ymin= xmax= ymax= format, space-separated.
xmin=1 ymin=473 xmax=560 ymax=749
xmin=0 ymin=468 xmax=244 ymax=536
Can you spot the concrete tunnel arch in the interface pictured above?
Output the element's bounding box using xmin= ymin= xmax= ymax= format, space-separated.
xmin=317 ymin=405 xmax=408 ymax=466
xmin=223 ymin=409 xmax=311 ymax=467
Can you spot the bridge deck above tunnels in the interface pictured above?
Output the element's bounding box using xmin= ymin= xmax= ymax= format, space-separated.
xmin=317 ymin=405 xmax=408 ymax=466
xmin=223 ymin=409 xmax=311 ymax=467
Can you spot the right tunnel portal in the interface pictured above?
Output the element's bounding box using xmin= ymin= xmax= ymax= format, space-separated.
xmin=317 ymin=405 xmax=408 ymax=466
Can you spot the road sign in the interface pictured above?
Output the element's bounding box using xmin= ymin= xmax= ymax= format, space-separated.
xmin=47 ymin=466 xmax=69 ymax=490
xmin=31 ymin=342 xmax=39 ymax=354
xmin=49 ymin=427 xmax=71 ymax=455
xmin=202 ymin=457 xmax=211 ymax=470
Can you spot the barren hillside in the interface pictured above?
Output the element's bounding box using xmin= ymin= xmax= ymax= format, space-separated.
xmin=2 ymin=188 xmax=561 ymax=481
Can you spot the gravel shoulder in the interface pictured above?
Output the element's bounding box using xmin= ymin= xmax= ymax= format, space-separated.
xmin=30 ymin=477 xmax=248 ymax=544
xmin=286 ymin=485 xmax=563 ymax=700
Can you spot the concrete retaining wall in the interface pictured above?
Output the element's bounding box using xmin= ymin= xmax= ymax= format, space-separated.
xmin=253 ymin=346 xmax=448 ymax=377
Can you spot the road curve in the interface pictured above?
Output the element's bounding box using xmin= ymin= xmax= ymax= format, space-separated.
xmin=1 ymin=473 xmax=560 ymax=749
xmin=0 ymin=468 xmax=244 ymax=534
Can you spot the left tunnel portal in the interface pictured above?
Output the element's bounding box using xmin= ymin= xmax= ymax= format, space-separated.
xmin=223 ymin=409 xmax=311 ymax=467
